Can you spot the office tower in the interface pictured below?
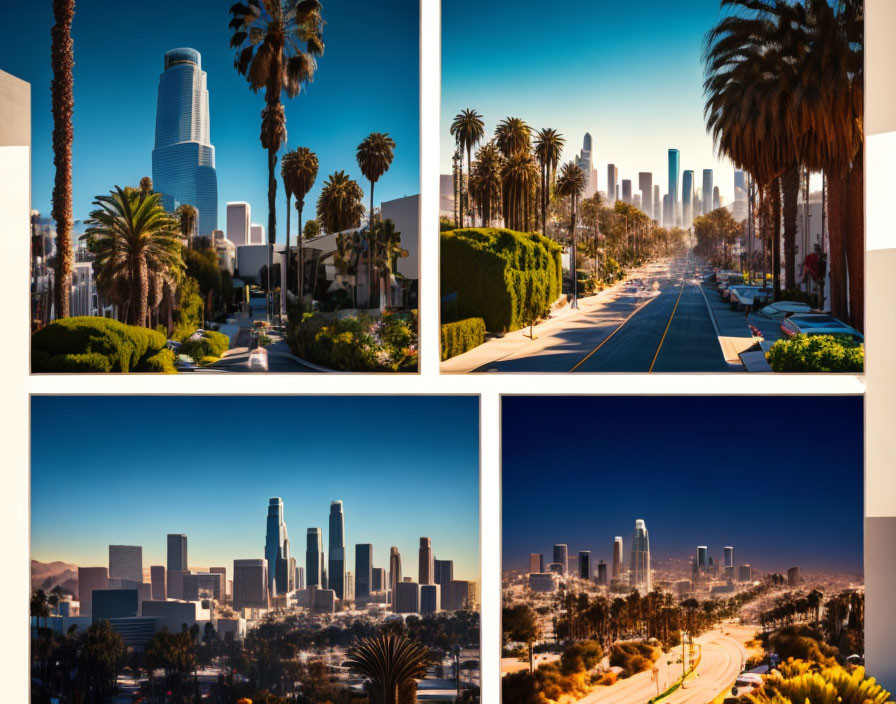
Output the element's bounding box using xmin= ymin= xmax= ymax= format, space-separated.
xmin=420 ymin=584 xmax=440 ymax=613
xmin=78 ymin=567 xmax=109 ymax=617
xmin=109 ymin=545 xmax=143 ymax=584
xmin=92 ymin=589 xmax=139 ymax=622
xmin=724 ymin=547 xmax=734 ymax=569
xmin=529 ymin=573 xmax=558 ymax=593
xmin=577 ymin=133 xmax=595 ymax=197
xmin=633 ymin=194 xmax=641 ymax=210
xmin=183 ymin=572 xmax=222 ymax=601
xmin=696 ymin=546 xmax=708 ymax=573
xmin=578 ymin=551 xmax=592 ymax=580
xmin=150 ymin=566 xmax=166 ymax=600
xmin=434 ymin=559 xmax=454 ymax=586
xmin=295 ymin=566 xmax=305 ymax=591
xmin=151 ymin=48 xmax=218 ymax=236
xmin=306 ymin=528 xmax=323 ymax=588
xmin=682 ymin=170 xmax=694 ymax=227
xmin=663 ymin=194 xmax=671 ymax=226
xmin=226 ymin=202 xmax=251 ymax=245
xmin=739 ymin=565 xmax=753 ymax=582
xmin=389 ymin=546 xmax=402 ymax=609
xmin=612 ymin=537 xmax=623 ymax=578
xmin=167 ymin=534 xmax=188 ymax=573
xmin=372 ymin=567 xmax=386 ymax=592
xmin=311 ymin=588 xmax=336 ymax=613
xmin=250 ymin=224 xmax=265 ymax=244
xmin=713 ymin=186 xmax=721 ymax=211
xmin=547 ymin=562 xmax=564 ymax=574
xmin=355 ymin=544 xmax=373 ymax=601
xmin=629 ymin=520 xmax=651 ymax=593
xmin=321 ymin=558 xmax=327 ymax=589
xmin=328 ymin=501 xmax=346 ymax=599
xmin=265 ymin=497 xmax=292 ymax=596
xmin=668 ymin=149 xmax=680 ymax=224
xmin=788 ymin=567 xmax=802 ymax=586
xmin=638 ymin=173 xmax=653 ymax=218
xmin=528 ymin=553 xmax=543 ymax=574
xmin=418 ymin=537 xmax=434 ymax=585
xmin=443 ymin=580 xmax=472 ymax=611
xmin=344 ymin=571 xmax=355 ymax=601
xmin=622 ymin=179 xmax=632 ymax=204
xmin=597 ymin=560 xmax=608 ymax=586
xmin=607 ymin=164 xmax=618 ymax=205
xmin=653 ymin=185 xmax=661 ymax=221
xmin=733 ymin=170 xmax=747 ymax=221
xmin=395 ymin=581 xmax=420 ymax=614
xmin=702 ymin=169 xmax=714 ymax=215
xmin=233 ymin=559 xmax=269 ymax=610
xmin=210 ymin=567 xmax=227 ymax=601
xmin=552 ymin=544 xmax=569 ymax=575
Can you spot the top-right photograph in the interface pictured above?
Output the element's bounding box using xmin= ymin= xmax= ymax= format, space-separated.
xmin=439 ymin=0 xmax=864 ymax=374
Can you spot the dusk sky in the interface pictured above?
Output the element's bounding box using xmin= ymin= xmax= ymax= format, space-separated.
xmin=3 ymin=0 xmax=419 ymax=228
xmin=503 ymin=396 xmax=863 ymax=574
xmin=32 ymin=396 xmax=478 ymax=582
xmin=442 ymin=0 xmax=745 ymax=204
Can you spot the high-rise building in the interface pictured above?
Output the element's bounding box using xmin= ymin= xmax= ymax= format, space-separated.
xmin=210 ymin=567 xmax=228 ymax=600
xmin=306 ymin=528 xmax=323 ymax=588
xmin=738 ymin=564 xmax=753 ymax=582
xmin=653 ymin=185 xmax=661 ymax=221
xmin=733 ymin=170 xmax=748 ymax=221
xmin=150 ymin=566 xmax=166 ymax=600
xmin=621 ymin=179 xmax=632 ymax=204
xmin=638 ymin=173 xmax=653 ymax=217
xmin=226 ymin=202 xmax=251 ymax=245
xmin=265 ymin=497 xmax=292 ymax=596
xmin=552 ymin=544 xmax=568 ymax=575
xmin=629 ymin=520 xmax=651 ymax=593
xmin=167 ymin=534 xmax=188 ymax=573
xmin=233 ymin=559 xmax=269 ymax=610
xmin=596 ymin=560 xmax=608 ymax=586
xmin=696 ymin=546 xmax=708 ymax=573
xmin=389 ymin=546 xmax=402 ymax=609
xmin=578 ymin=551 xmax=592 ymax=580
xmin=328 ymin=501 xmax=346 ymax=599
xmin=434 ymin=559 xmax=454 ymax=586
xmin=713 ymin=186 xmax=721 ymax=211
xmin=109 ymin=545 xmax=143 ymax=584
xmin=167 ymin=570 xmax=190 ymax=601
xmin=355 ymin=544 xmax=373 ymax=601
xmin=395 ymin=581 xmax=420 ymax=614
xmin=682 ymin=170 xmax=694 ymax=227
xmin=418 ymin=537 xmax=434 ymax=585
xmin=607 ymin=164 xmax=619 ymax=205
xmin=528 ymin=554 xmax=543 ymax=574
xmin=183 ymin=572 xmax=222 ymax=601
xmin=724 ymin=547 xmax=734 ymax=569
xmin=152 ymin=48 xmax=218 ymax=236
xmin=372 ymin=567 xmax=386 ymax=592
xmin=702 ymin=170 xmax=714 ymax=215
xmin=344 ymin=571 xmax=355 ymax=601
xmin=250 ymin=224 xmax=265 ymax=244
xmin=420 ymin=584 xmax=440 ymax=613
xmin=668 ymin=149 xmax=680 ymax=224
xmin=529 ymin=573 xmax=558 ymax=593
xmin=612 ymin=537 xmax=623 ymax=579
xmin=577 ymin=133 xmax=595 ymax=197
xmin=78 ymin=567 xmax=109 ymax=617
xmin=443 ymin=580 xmax=473 ymax=611
xmin=294 ymin=566 xmax=305 ymax=591
xmin=787 ymin=566 xmax=802 ymax=586
xmin=92 ymin=589 xmax=139 ymax=622
xmin=663 ymin=194 xmax=671 ymax=226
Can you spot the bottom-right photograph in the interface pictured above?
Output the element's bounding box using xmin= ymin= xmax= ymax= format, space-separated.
xmin=501 ymin=395 xmax=878 ymax=704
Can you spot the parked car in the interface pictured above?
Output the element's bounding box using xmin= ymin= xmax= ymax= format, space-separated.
xmin=728 ymin=286 xmax=772 ymax=311
xmin=780 ymin=314 xmax=864 ymax=343
xmin=248 ymin=347 xmax=269 ymax=372
xmin=758 ymin=301 xmax=813 ymax=320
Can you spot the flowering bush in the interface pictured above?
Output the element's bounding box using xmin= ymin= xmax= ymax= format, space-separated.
xmin=766 ymin=334 xmax=863 ymax=373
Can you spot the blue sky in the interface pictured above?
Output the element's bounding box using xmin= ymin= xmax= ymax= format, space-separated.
xmin=503 ymin=396 xmax=864 ymax=574
xmin=31 ymin=396 xmax=479 ymax=582
xmin=442 ymin=0 xmax=742 ymax=204
xmin=3 ymin=0 xmax=419 ymax=230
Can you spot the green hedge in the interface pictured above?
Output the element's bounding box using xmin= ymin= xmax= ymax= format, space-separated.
xmin=32 ymin=317 xmax=168 ymax=373
xmin=141 ymin=349 xmax=177 ymax=373
xmin=441 ymin=228 xmax=562 ymax=333
xmin=180 ymin=329 xmax=230 ymax=361
xmin=441 ymin=318 xmax=486 ymax=360
xmin=766 ymin=334 xmax=864 ymax=373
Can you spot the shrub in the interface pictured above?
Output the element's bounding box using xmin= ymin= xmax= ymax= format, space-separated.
xmin=46 ymin=352 xmax=113 ymax=373
xmin=560 ymin=640 xmax=604 ymax=676
xmin=138 ymin=349 xmax=176 ymax=373
xmin=441 ymin=318 xmax=486 ymax=360
xmin=440 ymin=228 xmax=562 ymax=333
xmin=768 ymin=626 xmax=839 ymax=667
xmin=203 ymin=330 xmax=230 ymax=356
xmin=31 ymin=349 xmax=51 ymax=372
xmin=179 ymin=330 xmax=230 ymax=361
xmin=609 ymin=642 xmax=658 ymax=678
xmin=593 ymin=671 xmax=617 ymax=686
xmin=766 ymin=334 xmax=864 ymax=373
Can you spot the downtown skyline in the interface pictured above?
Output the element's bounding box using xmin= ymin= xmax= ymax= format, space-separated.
xmin=31 ymin=396 xmax=479 ymax=579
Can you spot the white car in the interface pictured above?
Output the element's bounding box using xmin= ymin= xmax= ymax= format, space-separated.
xmin=759 ymin=301 xmax=812 ymax=320
xmin=248 ymin=347 xmax=269 ymax=372
xmin=728 ymin=286 xmax=772 ymax=310
xmin=780 ymin=314 xmax=864 ymax=343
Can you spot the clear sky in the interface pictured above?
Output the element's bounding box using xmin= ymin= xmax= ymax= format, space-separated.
xmin=3 ymin=0 xmax=419 ymax=229
xmin=442 ymin=0 xmax=741 ymax=204
xmin=31 ymin=396 xmax=479 ymax=583
xmin=503 ymin=396 xmax=863 ymax=574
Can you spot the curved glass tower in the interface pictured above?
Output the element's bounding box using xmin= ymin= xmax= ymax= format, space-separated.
xmin=629 ymin=519 xmax=651 ymax=593
xmin=152 ymin=48 xmax=218 ymax=236
xmin=328 ymin=501 xmax=345 ymax=599
xmin=265 ymin=497 xmax=290 ymax=596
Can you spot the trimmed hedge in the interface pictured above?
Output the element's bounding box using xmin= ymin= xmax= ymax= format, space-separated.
xmin=180 ymin=329 xmax=230 ymax=361
xmin=142 ymin=349 xmax=177 ymax=373
xmin=32 ymin=316 xmax=169 ymax=373
xmin=441 ymin=228 xmax=562 ymax=333
xmin=441 ymin=318 xmax=486 ymax=360
xmin=766 ymin=334 xmax=864 ymax=373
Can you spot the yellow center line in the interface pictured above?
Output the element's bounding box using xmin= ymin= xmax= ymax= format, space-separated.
xmin=649 ymin=281 xmax=686 ymax=373
xmin=569 ymin=294 xmax=661 ymax=372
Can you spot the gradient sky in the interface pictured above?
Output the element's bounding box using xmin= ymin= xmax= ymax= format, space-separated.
xmin=442 ymin=0 xmax=744 ymax=204
xmin=31 ymin=396 xmax=479 ymax=583
xmin=503 ymin=396 xmax=863 ymax=574
xmin=3 ymin=0 xmax=419 ymax=229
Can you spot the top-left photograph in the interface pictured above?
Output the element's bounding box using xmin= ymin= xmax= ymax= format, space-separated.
xmin=8 ymin=0 xmax=420 ymax=374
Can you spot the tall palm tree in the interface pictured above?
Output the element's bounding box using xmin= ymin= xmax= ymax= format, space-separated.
xmin=281 ymin=146 xmax=319 ymax=305
xmin=85 ymin=186 xmax=184 ymax=327
xmin=229 ymin=0 xmax=325 ymax=320
xmin=556 ymin=162 xmax=586 ymax=309
xmin=316 ymin=170 xmax=365 ymax=293
xmin=469 ymin=142 xmax=503 ymax=227
xmin=139 ymin=176 xmax=153 ymax=194
xmin=371 ymin=218 xmax=408 ymax=307
xmin=449 ymin=109 xmax=485 ymax=227
xmin=533 ymin=128 xmax=565 ymax=237
xmin=175 ymin=204 xmax=198 ymax=245
xmin=495 ymin=117 xmax=530 ymax=159
xmin=346 ymin=634 xmax=431 ymax=704
xmin=357 ymin=132 xmax=396 ymax=308
xmin=51 ymin=0 xmax=75 ymax=320
xmin=501 ymin=151 xmax=538 ymax=232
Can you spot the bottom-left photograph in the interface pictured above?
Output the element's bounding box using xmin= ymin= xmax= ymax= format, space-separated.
xmin=30 ymin=395 xmax=481 ymax=704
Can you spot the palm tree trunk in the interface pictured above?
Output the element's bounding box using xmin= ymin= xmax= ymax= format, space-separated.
xmin=135 ymin=259 xmax=148 ymax=329
xmin=267 ymin=146 xmax=277 ymax=322
xmin=781 ymin=166 xmax=800 ymax=291
xmin=827 ymin=168 xmax=849 ymax=320
xmin=284 ymin=193 xmax=291 ymax=318
xmin=467 ymin=145 xmax=473 ymax=229
xmin=368 ymin=181 xmax=375 ymax=309
xmin=771 ymin=179 xmax=781 ymax=299
xmin=846 ymin=149 xmax=864 ymax=330
xmin=297 ymin=201 xmax=304 ymax=304
xmin=51 ymin=0 xmax=74 ymax=320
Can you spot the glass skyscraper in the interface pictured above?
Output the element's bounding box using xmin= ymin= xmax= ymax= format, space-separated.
xmin=629 ymin=519 xmax=651 ymax=593
xmin=328 ymin=501 xmax=345 ymax=599
xmin=306 ymin=528 xmax=323 ymax=588
xmin=355 ymin=543 xmax=373 ymax=601
xmin=265 ymin=497 xmax=291 ymax=596
xmin=668 ymin=149 xmax=680 ymax=225
xmin=682 ymin=170 xmax=694 ymax=227
xmin=152 ymin=48 xmax=218 ymax=236
xmin=166 ymin=534 xmax=187 ymax=573
xmin=702 ymin=169 xmax=714 ymax=216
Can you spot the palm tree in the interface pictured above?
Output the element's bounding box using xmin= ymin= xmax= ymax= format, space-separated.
xmin=469 ymin=142 xmax=503 ymax=227
xmin=495 ymin=117 xmax=530 ymax=159
xmin=346 ymin=633 xmax=431 ymax=704
xmin=501 ymin=152 xmax=538 ymax=232
xmin=51 ymin=0 xmax=75 ymax=320
xmin=281 ymin=146 xmax=319 ymax=305
xmin=84 ymin=186 xmax=184 ymax=327
xmin=533 ymin=128 xmax=565 ymax=237
xmin=357 ymin=132 xmax=396 ymax=308
xmin=556 ymin=162 xmax=586 ymax=309
xmin=371 ymin=218 xmax=408 ymax=307
xmin=139 ymin=176 xmax=154 ymax=194
xmin=449 ymin=109 xmax=485 ymax=227
xmin=175 ymin=204 xmax=198 ymax=245
xmin=316 ymin=171 xmax=364 ymax=305
xmin=229 ymin=0 xmax=325 ymax=320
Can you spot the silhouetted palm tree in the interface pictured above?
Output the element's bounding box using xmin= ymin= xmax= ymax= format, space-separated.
xmin=495 ymin=117 xmax=530 ymax=159
xmin=449 ymin=109 xmax=485 ymax=227
xmin=501 ymin=151 xmax=538 ymax=232
xmin=175 ymin=204 xmax=198 ymax=244
xmin=281 ymin=146 xmax=319 ymax=303
xmin=346 ymin=633 xmax=431 ymax=704
xmin=556 ymin=161 xmax=586 ymax=309
xmin=357 ymin=132 xmax=396 ymax=308
xmin=469 ymin=142 xmax=503 ymax=227
xmin=533 ymin=128 xmax=565 ymax=237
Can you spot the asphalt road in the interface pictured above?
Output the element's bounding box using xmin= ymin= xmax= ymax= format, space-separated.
xmin=205 ymin=347 xmax=315 ymax=373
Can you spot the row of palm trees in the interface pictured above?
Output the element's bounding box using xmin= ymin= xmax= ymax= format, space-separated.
xmin=703 ymin=0 xmax=864 ymax=329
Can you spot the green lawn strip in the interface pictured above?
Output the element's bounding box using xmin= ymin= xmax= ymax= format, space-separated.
xmin=646 ymin=646 xmax=702 ymax=704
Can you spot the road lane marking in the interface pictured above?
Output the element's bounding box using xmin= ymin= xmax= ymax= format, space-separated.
xmin=568 ymin=294 xmax=661 ymax=372
xmin=648 ymin=283 xmax=686 ymax=373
